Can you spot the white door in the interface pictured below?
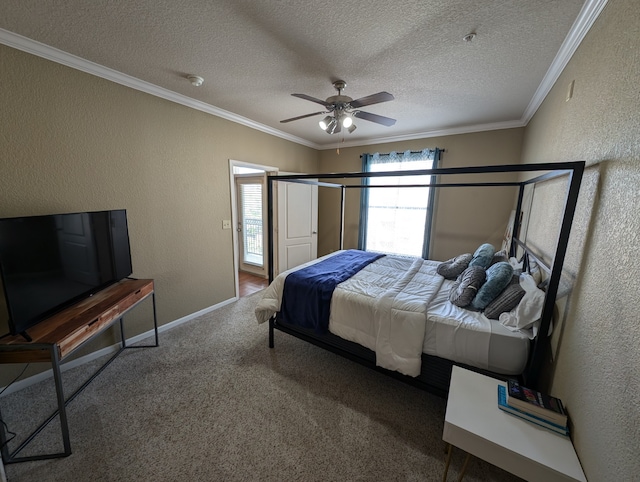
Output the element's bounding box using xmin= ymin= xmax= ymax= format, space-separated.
xmin=276 ymin=179 xmax=318 ymax=274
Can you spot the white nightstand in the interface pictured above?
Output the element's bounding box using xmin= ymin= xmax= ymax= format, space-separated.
xmin=442 ymin=366 xmax=587 ymax=482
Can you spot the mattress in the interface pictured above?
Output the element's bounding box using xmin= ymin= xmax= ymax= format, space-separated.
xmin=256 ymin=251 xmax=530 ymax=377
xmin=423 ymin=277 xmax=530 ymax=375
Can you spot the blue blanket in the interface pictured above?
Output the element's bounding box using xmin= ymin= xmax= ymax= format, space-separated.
xmin=280 ymin=250 xmax=385 ymax=334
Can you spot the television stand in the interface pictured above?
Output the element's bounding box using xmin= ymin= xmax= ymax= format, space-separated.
xmin=0 ymin=278 xmax=158 ymax=464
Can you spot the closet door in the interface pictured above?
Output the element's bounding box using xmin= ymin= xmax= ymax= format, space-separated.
xmin=276 ymin=178 xmax=318 ymax=274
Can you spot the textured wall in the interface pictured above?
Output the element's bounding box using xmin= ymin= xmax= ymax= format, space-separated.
xmin=520 ymin=0 xmax=640 ymax=479
xmin=0 ymin=45 xmax=318 ymax=383
xmin=317 ymin=129 xmax=524 ymax=260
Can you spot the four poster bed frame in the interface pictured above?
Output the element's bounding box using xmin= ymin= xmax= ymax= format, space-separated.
xmin=264 ymin=162 xmax=584 ymax=396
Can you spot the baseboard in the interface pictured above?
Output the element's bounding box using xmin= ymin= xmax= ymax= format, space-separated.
xmin=0 ymin=296 xmax=238 ymax=397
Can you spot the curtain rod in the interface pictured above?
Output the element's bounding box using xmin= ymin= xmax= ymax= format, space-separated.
xmin=359 ymin=148 xmax=445 ymax=158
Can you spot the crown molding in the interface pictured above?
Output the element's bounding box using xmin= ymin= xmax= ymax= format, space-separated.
xmin=521 ymin=0 xmax=608 ymax=122
xmin=0 ymin=28 xmax=317 ymax=149
xmin=318 ymin=120 xmax=526 ymax=150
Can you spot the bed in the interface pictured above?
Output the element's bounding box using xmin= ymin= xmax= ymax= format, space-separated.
xmin=256 ymin=162 xmax=585 ymax=396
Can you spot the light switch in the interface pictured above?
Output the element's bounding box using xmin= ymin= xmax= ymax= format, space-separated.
xmin=222 ymin=220 xmax=231 ymax=229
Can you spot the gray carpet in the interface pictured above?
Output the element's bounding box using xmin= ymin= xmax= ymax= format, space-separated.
xmin=1 ymin=291 xmax=522 ymax=481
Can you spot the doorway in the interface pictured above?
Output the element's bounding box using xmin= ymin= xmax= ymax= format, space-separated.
xmin=229 ymin=160 xmax=276 ymax=298
xmin=229 ymin=161 xmax=319 ymax=299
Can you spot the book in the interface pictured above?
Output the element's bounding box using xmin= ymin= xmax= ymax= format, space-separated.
xmin=497 ymin=385 xmax=569 ymax=436
xmin=506 ymin=379 xmax=568 ymax=426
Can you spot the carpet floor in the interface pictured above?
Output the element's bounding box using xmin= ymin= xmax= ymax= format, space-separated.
xmin=1 ymin=291 xmax=522 ymax=481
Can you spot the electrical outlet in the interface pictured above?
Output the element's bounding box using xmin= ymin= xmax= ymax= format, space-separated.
xmin=222 ymin=220 xmax=231 ymax=229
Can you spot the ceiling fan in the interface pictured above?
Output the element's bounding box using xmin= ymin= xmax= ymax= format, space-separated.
xmin=280 ymin=80 xmax=396 ymax=134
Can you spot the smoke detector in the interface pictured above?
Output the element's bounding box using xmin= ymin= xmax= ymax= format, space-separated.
xmin=187 ymin=75 xmax=204 ymax=87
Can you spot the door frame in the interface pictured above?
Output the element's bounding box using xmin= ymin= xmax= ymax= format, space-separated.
xmin=229 ymin=159 xmax=278 ymax=299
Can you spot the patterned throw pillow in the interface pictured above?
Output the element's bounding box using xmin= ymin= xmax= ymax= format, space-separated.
xmin=471 ymin=261 xmax=514 ymax=310
xmin=437 ymin=253 xmax=473 ymax=280
xmin=484 ymin=283 xmax=526 ymax=319
xmin=468 ymin=243 xmax=495 ymax=270
xmin=449 ymin=266 xmax=486 ymax=307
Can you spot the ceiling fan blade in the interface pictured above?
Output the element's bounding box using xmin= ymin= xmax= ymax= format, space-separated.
xmin=292 ymin=93 xmax=333 ymax=108
xmin=353 ymin=110 xmax=396 ymax=127
xmin=349 ymin=91 xmax=394 ymax=108
xmin=280 ymin=111 xmax=327 ymax=123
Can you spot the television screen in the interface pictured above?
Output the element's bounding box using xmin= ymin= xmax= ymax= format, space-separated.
xmin=0 ymin=210 xmax=132 ymax=337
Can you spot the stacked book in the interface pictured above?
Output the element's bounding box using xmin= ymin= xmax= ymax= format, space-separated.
xmin=497 ymin=379 xmax=569 ymax=436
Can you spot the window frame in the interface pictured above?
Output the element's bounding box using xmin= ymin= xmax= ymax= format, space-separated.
xmin=358 ymin=149 xmax=441 ymax=258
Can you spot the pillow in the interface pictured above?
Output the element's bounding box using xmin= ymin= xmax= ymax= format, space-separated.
xmin=499 ymin=273 xmax=546 ymax=331
xmin=468 ymin=243 xmax=495 ymax=269
xmin=449 ymin=266 xmax=486 ymax=307
xmin=528 ymin=257 xmax=543 ymax=285
xmin=484 ymin=283 xmax=526 ymax=319
xmin=490 ymin=249 xmax=508 ymax=266
xmin=437 ymin=253 xmax=472 ymax=279
xmin=471 ymin=261 xmax=514 ymax=310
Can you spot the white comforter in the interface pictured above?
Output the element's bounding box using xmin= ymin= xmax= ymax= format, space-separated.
xmin=255 ymin=252 xmax=445 ymax=377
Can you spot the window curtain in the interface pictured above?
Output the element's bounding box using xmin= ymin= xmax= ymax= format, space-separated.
xmin=358 ymin=148 xmax=441 ymax=258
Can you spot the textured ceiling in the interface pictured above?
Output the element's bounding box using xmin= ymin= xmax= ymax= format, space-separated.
xmin=0 ymin=0 xmax=593 ymax=149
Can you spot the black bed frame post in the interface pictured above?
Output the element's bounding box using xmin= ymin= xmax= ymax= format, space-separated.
xmin=268 ymin=317 xmax=275 ymax=348
xmin=267 ymin=175 xmax=275 ymax=285
xmin=511 ymin=185 xmax=525 ymax=258
xmin=526 ymin=162 xmax=585 ymax=387
xmin=267 ymin=176 xmax=275 ymax=349
xmin=340 ymin=186 xmax=346 ymax=250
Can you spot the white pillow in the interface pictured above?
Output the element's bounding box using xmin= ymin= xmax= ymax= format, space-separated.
xmin=498 ymin=273 xmax=545 ymax=331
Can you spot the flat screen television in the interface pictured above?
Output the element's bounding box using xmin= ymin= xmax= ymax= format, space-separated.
xmin=0 ymin=209 xmax=132 ymax=339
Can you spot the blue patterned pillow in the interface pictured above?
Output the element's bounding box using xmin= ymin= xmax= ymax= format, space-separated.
xmin=471 ymin=261 xmax=514 ymax=310
xmin=468 ymin=243 xmax=495 ymax=270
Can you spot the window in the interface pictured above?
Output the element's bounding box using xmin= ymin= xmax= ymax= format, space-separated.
xmin=359 ymin=149 xmax=441 ymax=258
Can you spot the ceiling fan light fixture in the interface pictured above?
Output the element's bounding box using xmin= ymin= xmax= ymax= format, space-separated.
xmin=341 ymin=115 xmax=353 ymax=128
xmin=347 ymin=124 xmax=357 ymax=134
xmin=319 ymin=115 xmax=333 ymax=130
xmin=326 ymin=118 xmax=339 ymax=134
